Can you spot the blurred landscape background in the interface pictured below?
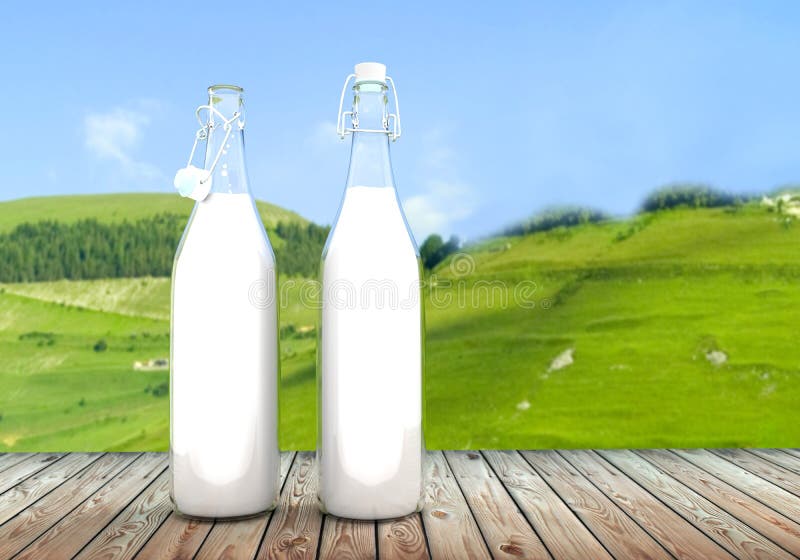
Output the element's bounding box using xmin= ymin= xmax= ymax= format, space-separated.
xmin=0 ymin=185 xmax=798 ymax=451
xmin=1 ymin=1 xmax=799 ymax=451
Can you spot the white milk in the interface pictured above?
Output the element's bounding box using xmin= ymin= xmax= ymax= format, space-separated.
xmin=319 ymin=185 xmax=423 ymax=520
xmin=171 ymin=192 xmax=280 ymax=518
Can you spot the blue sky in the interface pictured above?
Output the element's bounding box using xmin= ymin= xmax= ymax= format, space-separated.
xmin=2 ymin=1 xmax=799 ymax=240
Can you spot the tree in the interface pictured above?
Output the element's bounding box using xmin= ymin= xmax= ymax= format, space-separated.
xmin=419 ymin=234 xmax=460 ymax=270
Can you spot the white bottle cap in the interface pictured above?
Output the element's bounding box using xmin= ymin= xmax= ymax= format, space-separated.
xmin=354 ymin=62 xmax=386 ymax=84
xmin=174 ymin=165 xmax=212 ymax=201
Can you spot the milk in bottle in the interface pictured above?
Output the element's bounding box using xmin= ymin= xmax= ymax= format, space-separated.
xmin=170 ymin=85 xmax=280 ymax=519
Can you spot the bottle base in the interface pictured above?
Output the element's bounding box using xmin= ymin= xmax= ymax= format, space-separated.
xmin=317 ymin=494 xmax=424 ymax=521
xmin=171 ymin=496 xmax=278 ymax=521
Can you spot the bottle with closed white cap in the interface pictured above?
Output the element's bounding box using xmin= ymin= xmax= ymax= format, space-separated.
xmin=317 ymin=63 xmax=424 ymax=519
xmin=170 ymin=85 xmax=280 ymax=519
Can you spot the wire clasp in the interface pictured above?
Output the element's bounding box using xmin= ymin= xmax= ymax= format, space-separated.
xmin=336 ymin=74 xmax=402 ymax=142
xmin=174 ymin=105 xmax=242 ymax=201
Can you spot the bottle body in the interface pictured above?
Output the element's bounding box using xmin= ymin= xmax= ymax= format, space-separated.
xmin=170 ymin=86 xmax=279 ymax=519
xmin=318 ymin=189 xmax=424 ymax=519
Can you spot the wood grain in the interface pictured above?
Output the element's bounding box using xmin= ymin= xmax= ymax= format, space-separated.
xmin=132 ymin=512 xmax=213 ymax=560
xmin=521 ymin=450 xmax=670 ymax=560
xmin=746 ymin=449 xmax=800 ymax=475
xmin=600 ymin=449 xmax=793 ymax=560
xmin=0 ymin=453 xmax=63 ymax=495
xmin=378 ymin=513 xmax=429 ymax=560
xmin=73 ymin=469 xmax=172 ymax=560
xmin=639 ymin=449 xmax=800 ymax=557
xmin=420 ymin=451 xmax=490 ymax=560
xmin=0 ymin=453 xmax=140 ymax=559
xmin=782 ymin=448 xmax=800 ymax=460
xmin=675 ymin=449 xmax=800 ymax=521
xmin=318 ymin=515 xmax=375 ymax=560
xmin=14 ymin=453 xmax=166 ymax=560
xmin=0 ymin=452 xmax=34 ymax=472
xmin=256 ymin=452 xmax=323 ymax=560
xmin=484 ymin=450 xmax=611 ymax=560
xmin=445 ymin=451 xmax=550 ymax=560
xmin=560 ymin=450 xmax=735 ymax=560
xmin=194 ymin=451 xmax=295 ymax=560
xmin=0 ymin=450 xmax=798 ymax=560
xmin=0 ymin=453 xmax=99 ymax=526
xmin=711 ymin=449 xmax=800 ymax=497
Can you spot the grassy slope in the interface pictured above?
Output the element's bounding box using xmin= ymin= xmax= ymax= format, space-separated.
xmin=0 ymin=193 xmax=307 ymax=232
xmin=1 ymin=202 xmax=798 ymax=451
xmin=425 ymin=204 xmax=799 ymax=448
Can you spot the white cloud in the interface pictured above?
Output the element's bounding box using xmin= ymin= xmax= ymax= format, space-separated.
xmin=307 ymin=120 xmax=341 ymax=150
xmin=403 ymin=180 xmax=476 ymax=241
xmin=402 ymin=129 xmax=477 ymax=240
xmin=84 ymin=107 xmax=163 ymax=183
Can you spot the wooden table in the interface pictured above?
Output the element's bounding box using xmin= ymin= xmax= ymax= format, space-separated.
xmin=0 ymin=450 xmax=799 ymax=559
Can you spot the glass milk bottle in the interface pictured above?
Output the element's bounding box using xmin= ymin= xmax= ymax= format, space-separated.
xmin=318 ymin=63 xmax=424 ymax=519
xmin=170 ymin=85 xmax=280 ymax=519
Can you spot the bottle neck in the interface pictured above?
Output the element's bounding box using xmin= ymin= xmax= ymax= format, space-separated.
xmin=345 ymin=83 xmax=395 ymax=189
xmin=205 ymin=86 xmax=250 ymax=195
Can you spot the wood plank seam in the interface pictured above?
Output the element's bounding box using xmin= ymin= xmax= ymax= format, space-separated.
xmin=0 ymin=453 xmax=66 ymax=497
xmin=479 ymin=450 xmax=554 ymax=559
xmin=553 ymin=450 xmax=679 ymax=559
xmin=253 ymin=451 xmax=299 ymax=560
xmin=68 ymin=460 xmax=170 ymax=560
xmin=591 ymin=450 xmax=743 ymax=559
xmin=600 ymin=449 xmax=794 ymax=560
xmin=123 ymin=481 xmax=176 ymax=558
xmin=0 ymin=453 xmax=68 ymax=501
xmin=502 ymin=450 xmax=616 ymax=560
xmin=557 ymin=449 xmax=733 ymax=559
xmin=13 ymin=453 xmax=166 ymax=560
xmin=745 ymin=449 xmax=800 ymax=476
xmin=440 ymin=451 xmax=502 ymax=558
xmin=634 ymin=449 xmax=800 ymax=559
xmin=0 ymin=453 xmax=144 ymax=559
xmin=521 ymin=450 xmax=672 ymax=560
xmin=0 ymin=452 xmax=114 ymax=532
xmin=709 ymin=449 xmax=800 ymax=498
xmin=671 ymin=449 xmax=800 ymax=522
xmin=315 ymin=507 xmax=327 ymax=560
xmin=0 ymin=453 xmax=105 ymax=528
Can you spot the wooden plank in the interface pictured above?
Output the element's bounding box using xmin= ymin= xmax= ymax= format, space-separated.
xmin=14 ymin=453 xmax=166 ymax=560
xmin=0 ymin=453 xmax=63 ymax=494
xmin=445 ymin=451 xmax=550 ymax=560
xmin=0 ymin=453 xmax=140 ymax=559
xmin=783 ymin=448 xmax=800 ymax=460
xmin=256 ymin=451 xmax=323 ymax=560
xmin=378 ymin=513 xmax=429 ymax=560
xmin=675 ymin=449 xmax=800 ymax=521
xmin=420 ymin=451 xmax=490 ymax=560
xmin=73 ymin=469 xmax=172 ymax=560
xmin=318 ymin=516 xmax=375 ymax=560
xmin=0 ymin=452 xmax=35 ymax=473
xmin=484 ymin=450 xmax=611 ymax=560
xmin=747 ymin=449 xmax=800 ymax=475
xmin=711 ymin=449 xmax=800 ymax=497
xmin=521 ymin=450 xmax=670 ymax=560
xmin=132 ymin=512 xmax=213 ymax=560
xmin=639 ymin=449 xmax=800 ymax=557
xmin=559 ymin=450 xmax=734 ymax=560
xmin=0 ymin=453 xmax=101 ymax=526
xmin=194 ymin=451 xmax=296 ymax=560
xmin=600 ymin=449 xmax=794 ymax=560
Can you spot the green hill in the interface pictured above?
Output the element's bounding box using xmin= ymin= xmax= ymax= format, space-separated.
xmin=0 ymin=199 xmax=798 ymax=451
xmin=0 ymin=193 xmax=307 ymax=232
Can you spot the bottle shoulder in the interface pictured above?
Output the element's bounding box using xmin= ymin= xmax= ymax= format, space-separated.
xmin=175 ymin=195 xmax=275 ymax=267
